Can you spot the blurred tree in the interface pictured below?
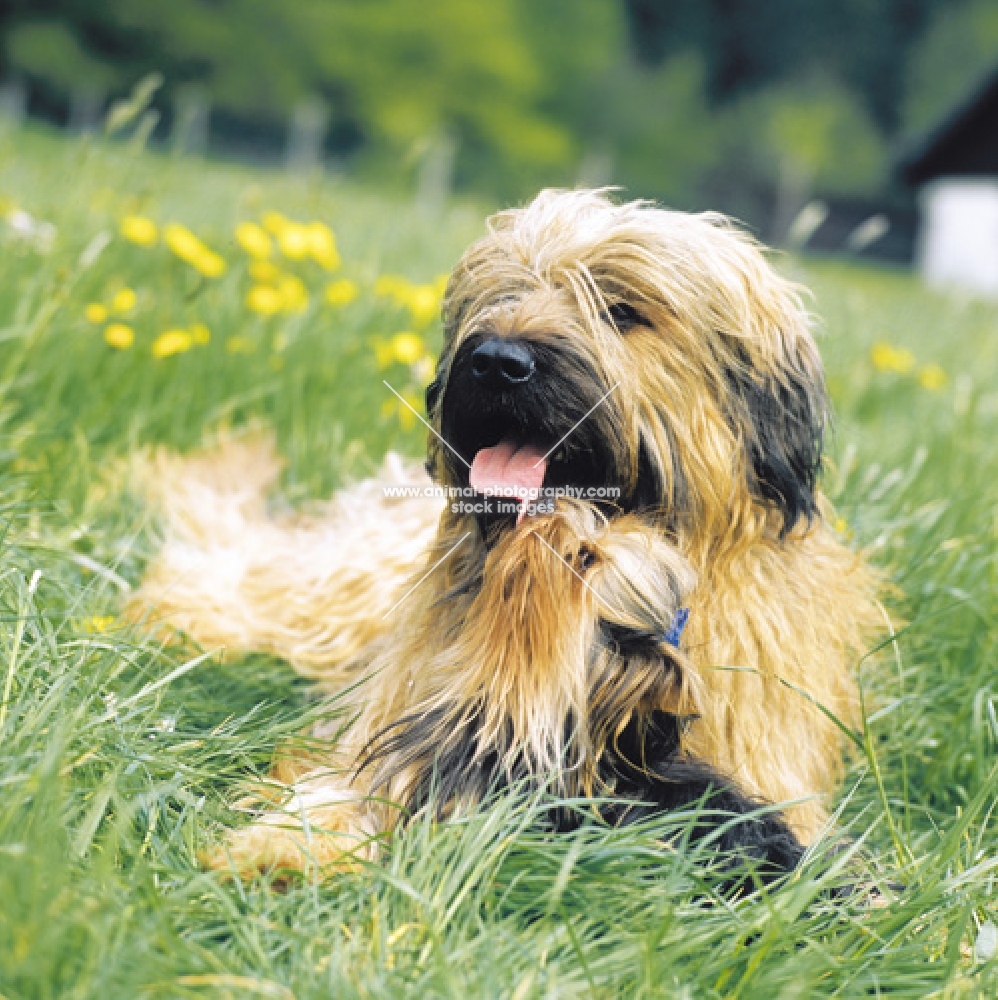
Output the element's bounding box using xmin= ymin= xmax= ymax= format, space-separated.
xmin=708 ymin=79 xmax=886 ymax=235
xmin=623 ymin=0 xmax=946 ymax=133
xmin=578 ymin=51 xmax=719 ymax=207
xmin=0 ymin=0 xmax=622 ymax=197
xmin=1 ymin=0 xmax=993 ymax=217
xmin=903 ymin=0 xmax=998 ymax=136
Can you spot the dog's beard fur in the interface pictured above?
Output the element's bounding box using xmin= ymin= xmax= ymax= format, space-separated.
xmin=129 ymin=189 xmax=886 ymax=875
xmin=356 ymin=502 xmax=695 ymax=811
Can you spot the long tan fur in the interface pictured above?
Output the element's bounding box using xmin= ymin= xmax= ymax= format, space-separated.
xmin=129 ymin=189 xmax=883 ymax=872
xmin=130 ymin=431 xmax=440 ymax=683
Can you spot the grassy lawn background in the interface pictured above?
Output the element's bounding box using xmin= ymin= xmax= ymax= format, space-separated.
xmin=1 ymin=126 xmax=997 ymax=998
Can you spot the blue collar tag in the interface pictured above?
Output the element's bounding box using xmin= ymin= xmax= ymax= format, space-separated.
xmin=663 ymin=607 xmax=690 ymax=648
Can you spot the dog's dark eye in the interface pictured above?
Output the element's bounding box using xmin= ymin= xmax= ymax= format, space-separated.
xmin=576 ymin=546 xmax=597 ymax=571
xmin=604 ymin=302 xmax=646 ymax=332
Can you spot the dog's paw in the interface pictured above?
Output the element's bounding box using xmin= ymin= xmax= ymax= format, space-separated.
xmin=200 ymin=807 xmax=374 ymax=881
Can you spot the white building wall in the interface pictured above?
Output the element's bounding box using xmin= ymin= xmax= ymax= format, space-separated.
xmin=918 ymin=178 xmax=998 ymax=298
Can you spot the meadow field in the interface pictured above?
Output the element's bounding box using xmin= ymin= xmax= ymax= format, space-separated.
xmin=1 ymin=126 xmax=997 ymax=998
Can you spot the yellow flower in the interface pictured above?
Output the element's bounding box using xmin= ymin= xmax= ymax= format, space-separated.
xmin=235 ymin=221 xmax=273 ymax=259
xmin=433 ymin=273 xmax=449 ymax=297
xmin=399 ymin=390 xmax=422 ymax=430
xmin=277 ymin=223 xmax=310 ymax=260
xmin=918 ymin=364 xmax=947 ymax=391
xmin=85 ymin=303 xmax=109 ymax=324
xmin=83 ymin=615 xmax=116 ymax=634
xmin=152 ymin=329 xmax=194 ymax=358
xmin=104 ymin=323 xmax=134 ymax=349
xmin=278 ymin=275 xmax=309 ymax=312
xmin=380 ymin=393 xmax=420 ymax=431
xmin=325 ymin=278 xmax=358 ymax=306
xmin=373 ymin=338 xmax=395 ymax=369
xmin=261 ymin=211 xmax=289 ymax=236
xmin=163 ymin=223 xmax=227 ymax=278
xmin=192 ymin=249 xmax=226 ymax=278
xmin=247 ymin=285 xmax=283 ymax=315
xmin=111 ymin=287 xmax=136 ymax=313
xmin=391 ymin=331 xmax=425 ymax=365
xmin=190 ymin=322 xmax=211 ymax=345
xmin=407 ymin=284 xmax=440 ymax=327
xmin=306 ymin=222 xmax=340 ymax=270
xmin=163 ymin=223 xmax=202 ymax=260
xmin=870 ymin=342 xmax=915 ymax=374
xmin=373 ymin=275 xmax=440 ymax=326
xmin=249 ymin=260 xmax=281 ymax=283
xmin=226 ymin=336 xmax=255 ymax=354
xmin=269 ymin=355 xmax=285 ymax=372
xmin=120 ymin=215 xmax=158 ymax=247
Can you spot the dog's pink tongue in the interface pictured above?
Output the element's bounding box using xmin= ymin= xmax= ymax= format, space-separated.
xmin=469 ymin=441 xmax=547 ymax=524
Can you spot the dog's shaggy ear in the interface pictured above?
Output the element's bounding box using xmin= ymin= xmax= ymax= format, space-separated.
xmin=689 ymin=219 xmax=828 ymax=536
xmin=725 ymin=344 xmax=826 ymax=535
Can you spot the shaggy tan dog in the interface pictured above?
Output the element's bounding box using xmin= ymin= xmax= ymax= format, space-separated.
xmin=131 ymin=189 xmax=882 ymax=874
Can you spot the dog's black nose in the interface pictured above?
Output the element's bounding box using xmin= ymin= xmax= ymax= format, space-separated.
xmin=470 ymin=338 xmax=535 ymax=388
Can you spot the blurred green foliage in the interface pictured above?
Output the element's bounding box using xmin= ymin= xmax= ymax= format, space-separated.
xmin=903 ymin=0 xmax=998 ymax=134
xmin=0 ymin=0 xmax=996 ymax=214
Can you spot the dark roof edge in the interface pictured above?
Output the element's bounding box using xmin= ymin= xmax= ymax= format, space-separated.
xmin=895 ymin=61 xmax=998 ymax=186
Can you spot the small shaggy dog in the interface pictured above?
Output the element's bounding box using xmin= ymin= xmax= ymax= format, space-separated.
xmin=132 ymin=189 xmax=883 ymax=876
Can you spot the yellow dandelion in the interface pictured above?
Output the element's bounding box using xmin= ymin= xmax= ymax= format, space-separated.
xmin=190 ymin=322 xmax=211 ymax=345
xmin=104 ymin=323 xmax=134 ymax=350
xmin=325 ymin=278 xmax=358 ymax=306
xmin=247 ymin=285 xmax=283 ymax=316
xmin=249 ymin=260 xmax=281 ymax=283
xmin=191 ymin=249 xmax=226 ymax=278
xmin=235 ymin=221 xmax=273 ymax=259
xmin=391 ymin=331 xmax=425 ymax=365
xmin=261 ymin=211 xmax=289 ymax=236
xmin=277 ymin=223 xmax=310 ymax=260
xmin=85 ymin=303 xmax=109 ymax=324
xmin=918 ymin=364 xmax=947 ymax=391
xmin=306 ymin=222 xmax=340 ymax=270
xmin=111 ymin=287 xmax=136 ymax=313
xmin=398 ymin=390 xmax=421 ymax=431
xmin=163 ymin=223 xmax=226 ymax=278
xmin=406 ymin=284 xmax=440 ymax=327
xmin=152 ymin=329 xmax=194 ymax=358
xmin=870 ymin=342 xmax=915 ymax=374
xmin=373 ymin=338 xmax=395 ymax=369
xmin=433 ymin=273 xmax=449 ymax=297
xmin=120 ymin=215 xmax=158 ymax=247
xmin=163 ymin=223 xmax=202 ymax=260
xmin=226 ymin=336 xmax=255 ymax=354
xmin=83 ymin=615 xmax=116 ymax=634
xmin=380 ymin=393 xmax=422 ymax=430
xmin=277 ymin=274 xmax=309 ymax=312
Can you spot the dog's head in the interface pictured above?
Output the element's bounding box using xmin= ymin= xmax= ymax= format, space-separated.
xmin=425 ymin=189 xmax=827 ymax=548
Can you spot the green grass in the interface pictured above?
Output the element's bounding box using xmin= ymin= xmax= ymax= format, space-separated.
xmin=1 ymin=124 xmax=998 ymax=998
